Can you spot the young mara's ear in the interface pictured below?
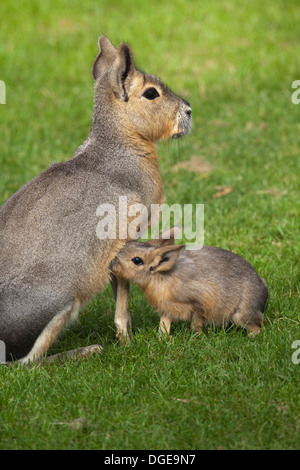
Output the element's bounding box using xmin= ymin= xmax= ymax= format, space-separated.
xmin=109 ymin=43 xmax=136 ymax=101
xmin=149 ymin=244 xmax=185 ymax=273
xmin=151 ymin=227 xmax=182 ymax=247
xmin=92 ymin=36 xmax=116 ymax=80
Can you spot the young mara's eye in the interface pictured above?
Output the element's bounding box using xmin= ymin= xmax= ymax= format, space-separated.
xmin=142 ymin=87 xmax=160 ymax=100
xmin=132 ymin=257 xmax=144 ymax=266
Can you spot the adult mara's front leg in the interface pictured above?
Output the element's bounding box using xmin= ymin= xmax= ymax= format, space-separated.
xmin=112 ymin=276 xmax=131 ymax=343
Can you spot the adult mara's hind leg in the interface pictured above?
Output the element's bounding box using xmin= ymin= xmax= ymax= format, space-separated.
xmin=19 ymin=299 xmax=81 ymax=364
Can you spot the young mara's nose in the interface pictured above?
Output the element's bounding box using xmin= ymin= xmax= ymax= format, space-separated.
xmin=185 ymin=107 xmax=192 ymax=117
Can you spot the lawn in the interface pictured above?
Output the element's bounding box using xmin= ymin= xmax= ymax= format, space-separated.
xmin=0 ymin=0 xmax=299 ymax=450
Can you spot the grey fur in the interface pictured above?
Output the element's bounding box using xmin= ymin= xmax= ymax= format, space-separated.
xmin=0 ymin=37 xmax=192 ymax=361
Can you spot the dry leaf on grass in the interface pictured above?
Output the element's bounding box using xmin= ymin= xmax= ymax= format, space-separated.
xmin=213 ymin=185 xmax=233 ymax=198
xmin=245 ymin=121 xmax=268 ymax=131
xmin=173 ymin=156 xmax=214 ymax=175
xmin=256 ymin=188 xmax=287 ymax=198
xmin=51 ymin=417 xmax=86 ymax=430
xmin=171 ymin=397 xmax=201 ymax=405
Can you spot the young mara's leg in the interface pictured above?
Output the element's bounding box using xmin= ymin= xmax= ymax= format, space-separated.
xmin=231 ymin=309 xmax=263 ymax=338
xmin=190 ymin=315 xmax=204 ymax=336
xmin=159 ymin=315 xmax=172 ymax=339
xmin=246 ymin=325 xmax=262 ymax=338
xmin=113 ymin=277 xmax=131 ymax=343
xmin=19 ymin=299 xmax=81 ymax=364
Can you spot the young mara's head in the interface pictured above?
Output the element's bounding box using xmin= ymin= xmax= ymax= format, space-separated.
xmin=110 ymin=236 xmax=185 ymax=286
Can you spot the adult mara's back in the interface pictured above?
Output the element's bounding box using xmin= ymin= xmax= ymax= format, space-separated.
xmin=0 ymin=36 xmax=192 ymax=363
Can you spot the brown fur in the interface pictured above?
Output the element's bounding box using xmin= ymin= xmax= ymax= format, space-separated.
xmin=110 ymin=229 xmax=269 ymax=338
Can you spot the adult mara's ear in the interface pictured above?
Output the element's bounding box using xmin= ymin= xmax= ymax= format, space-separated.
xmin=92 ymin=36 xmax=116 ymax=80
xmin=150 ymin=244 xmax=185 ymax=273
xmin=109 ymin=43 xmax=136 ymax=101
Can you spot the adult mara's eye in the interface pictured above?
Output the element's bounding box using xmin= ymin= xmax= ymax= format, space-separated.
xmin=132 ymin=257 xmax=144 ymax=266
xmin=142 ymin=87 xmax=160 ymax=100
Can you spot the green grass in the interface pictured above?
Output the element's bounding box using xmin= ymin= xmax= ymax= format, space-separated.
xmin=0 ymin=0 xmax=299 ymax=450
